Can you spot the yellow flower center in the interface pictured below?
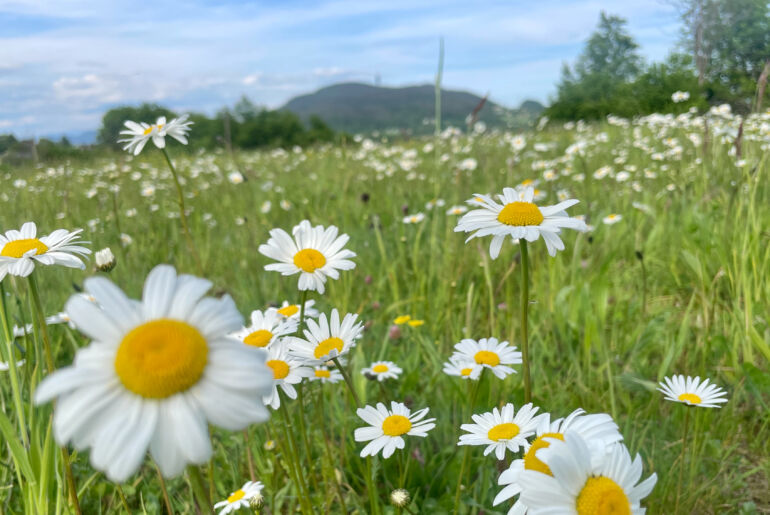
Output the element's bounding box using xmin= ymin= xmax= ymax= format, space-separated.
xmin=487 ymin=422 xmax=520 ymax=442
xmin=114 ymin=319 xmax=207 ymax=398
xmin=372 ymin=364 xmax=389 ymax=373
xmin=521 ymin=179 xmax=534 ymax=186
xmin=1 ymin=238 xmax=49 ymax=258
xmin=497 ymin=201 xmax=544 ymax=226
xmin=293 ymin=248 xmax=326 ymax=273
xmin=243 ymin=329 xmax=273 ymax=348
xmin=277 ymin=304 xmax=299 ymax=317
xmin=314 ymin=336 xmax=344 ymax=359
xmin=227 ymin=489 xmax=246 ymax=504
xmin=524 ymin=432 xmax=565 ymax=475
xmin=143 ymin=126 xmax=153 ymax=135
xmin=315 ymin=369 xmax=331 ymax=378
xmin=678 ymin=393 xmax=702 ymax=404
xmin=474 ymin=350 xmax=500 ymax=367
xmin=382 ymin=414 xmax=412 ymax=436
xmin=267 ymin=359 xmax=290 ymax=380
xmin=576 ymin=477 xmax=630 ymax=515
xmin=460 ymin=367 xmax=473 ymax=376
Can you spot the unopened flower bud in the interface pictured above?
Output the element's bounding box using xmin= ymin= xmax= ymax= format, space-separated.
xmin=390 ymin=489 xmax=410 ymax=507
xmin=95 ymin=247 xmax=116 ymax=272
xmin=249 ymin=493 xmax=264 ymax=509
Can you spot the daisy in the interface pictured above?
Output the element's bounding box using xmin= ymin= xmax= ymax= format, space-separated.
xmin=258 ymin=220 xmax=356 ymax=294
xmin=442 ymin=355 xmax=478 ymax=380
xmin=34 ymin=265 xmax=273 ymax=482
xmin=658 ymin=375 xmax=728 ymax=408
xmin=602 ymin=213 xmax=623 ymax=225
xmin=231 ymin=309 xmax=298 ymax=349
xmin=403 ymin=213 xmax=425 ymax=224
xmin=518 ymin=432 xmax=657 ymax=514
xmin=310 ymin=365 xmax=343 ymax=384
xmin=494 ymin=409 xmax=623 ymax=513
xmin=355 ymin=401 xmax=436 ymax=459
xmin=362 ymin=361 xmax=402 ymax=382
xmin=458 ymin=403 xmax=543 ymax=460
xmin=288 ymin=309 xmax=363 ymax=364
xmin=451 ymin=337 xmax=521 ymax=379
xmin=0 ymin=222 xmax=90 ymax=281
xmin=262 ymin=344 xmax=313 ymax=410
xmin=275 ymin=299 xmax=319 ymax=320
xmin=214 ymin=481 xmax=264 ymax=514
xmin=455 ymin=187 xmax=587 ymax=258
xmin=446 ymin=205 xmax=468 ymax=216
xmin=119 ymin=115 xmax=193 ymax=155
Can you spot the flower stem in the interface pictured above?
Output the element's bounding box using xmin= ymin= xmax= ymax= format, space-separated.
xmin=160 ymin=147 xmax=204 ymax=275
xmin=27 ymin=273 xmax=82 ymax=515
xmin=278 ymin=392 xmax=313 ymax=515
xmin=453 ymin=375 xmax=482 ymax=514
xmin=333 ymin=357 xmax=361 ymax=408
xmin=365 ymin=456 xmax=380 ymax=514
xmin=155 ymin=460 xmax=175 ymax=515
xmin=519 ymin=240 xmax=531 ymax=403
xmin=675 ymin=407 xmax=691 ymax=512
xmin=186 ymin=465 xmax=213 ymax=514
xmin=0 ymin=282 xmax=29 ymax=448
xmin=243 ymin=429 xmax=256 ymax=482
xmin=316 ymin=387 xmax=347 ymax=512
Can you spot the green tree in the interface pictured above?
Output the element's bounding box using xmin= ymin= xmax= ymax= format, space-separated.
xmin=574 ymin=11 xmax=642 ymax=81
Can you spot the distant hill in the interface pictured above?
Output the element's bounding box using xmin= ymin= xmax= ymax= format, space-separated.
xmin=281 ymin=83 xmax=543 ymax=134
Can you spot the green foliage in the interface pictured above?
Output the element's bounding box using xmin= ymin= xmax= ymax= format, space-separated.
xmin=574 ymin=11 xmax=642 ymax=81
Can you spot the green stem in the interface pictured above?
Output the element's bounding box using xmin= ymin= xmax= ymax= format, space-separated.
xmin=115 ymin=484 xmax=130 ymax=513
xmin=453 ymin=375 xmax=482 ymax=514
xmin=155 ymin=461 xmax=174 ymax=515
xmin=160 ymin=147 xmax=204 ymax=275
xmin=243 ymin=429 xmax=256 ymax=482
xmin=297 ymin=290 xmax=309 ymax=335
xmin=0 ymin=282 xmax=29 ymax=448
xmin=28 ymin=273 xmax=82 ymax=515
xmin=520 ymin=240 xmax=531 ymax=403
xmin=316 ymin=387 xmax=347 ymax=513
xmin=675 ymin=407 xmax=691 ymax=512
xmin=365 ymin=456 xmax=379 ymax=514
xmin=278 ymin=392 xmax=313 ymax=515
xmin=333 ymin=357 xmax=361 ymax=408
xmin=186 ymin=465 xmax=213 ymax=514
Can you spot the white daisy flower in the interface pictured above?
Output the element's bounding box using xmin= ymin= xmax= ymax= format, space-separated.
xmin=455 ymin=187 xmax=587 ymax=258
xmin=310 ymin=365 xmax=343 ymax=384
xmin=288 ymin=309 xmax=363 ymax=364
xmin=442 ymin=355 xmax=478 ymax=380
xmin=119 ymin=115 xmax=192 ymax=156
xmin=362 ymin=361 xmax=402 ymax=382
xmin=425 ymin=198 xmax=445 ymax=210
xmin=0 ymin=222 xmax=90 ymax=281
xmin=262 ymin=344 xmax=313 ymax=410
xmin=494 ymin=409 xmax=623 ymax=513
xmin=34 ymin=265 xmax=273 ymax=482
xmin=231 ymin=309 xmax=298 ymax=349
xmin=403 ymin=213 xmax=425 ymax=224
xmin=355 ymin=401 xmax=436 ymax=459
xmin=446 ymin=205 xmax=468 ymax=216
xmin=458 ymin=403 xmax=543 ymax=460
xmin=0 ymin=359 xmax=25 ymax=371
xmin=658 ymin=375 xmax=728 ymax=408
xmin=258 ymin=220 xmax=356 ymax=294
xmin=275 ymin=299 xmax=319 ymax=320
xmin=214 ymin=481 xmax=264 ymax=514
xmin=518 ymin=432 xmax=657 ymax=514
xmin=451 ymin=337 xmax=521 ymax=380
xmin=602 ymin=214 xmax=623 ymax=225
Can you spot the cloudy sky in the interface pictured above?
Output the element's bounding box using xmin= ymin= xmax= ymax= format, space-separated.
xmin=0 ymin=0 xmax=681 ymax=138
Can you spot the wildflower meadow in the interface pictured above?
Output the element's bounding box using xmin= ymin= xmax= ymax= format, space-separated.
xmin=0 ymin=106 xmax=768 ymax=514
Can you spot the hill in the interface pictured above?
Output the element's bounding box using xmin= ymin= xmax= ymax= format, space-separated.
xmin=281 ymin=82 xmax=543 ymax=134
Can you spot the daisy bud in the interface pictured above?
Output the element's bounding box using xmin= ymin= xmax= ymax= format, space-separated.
xmin=95 ymin=247 xmax=116 ymax=272
xmin=390 ymin=489 xmax=411 ymax=507
xmin=248 ymin=493 xmax=265 ymax=510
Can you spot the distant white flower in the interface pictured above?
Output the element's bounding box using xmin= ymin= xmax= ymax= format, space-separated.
xmin=228 ymin=172 xmax=245 ymax=184
xmin=602 ymin=214 xmax=623 ymax=225
xmin=446 ymin=205 xmax=468 ymax=216
xmin=658 ymin=375 xmax=728 ymax=408
xmin=214 ymin=481 xmax=264 ymax=514
xmin=362 ymin=361 xmax=402 ymax=382
xmin=403 ymin=213 xmax=425 ymax=224
xmin=94 ymin=247 xmax=116 ymax=272
xmin=119 ymin=115 xmax=192 ymax=155
xmin=458 ymin=403 xmax=543 ymax=460
xmin=672 ymin=91 xmax=690 ymax=103
xmin=355 ymin=402 xmax=436 ymax=458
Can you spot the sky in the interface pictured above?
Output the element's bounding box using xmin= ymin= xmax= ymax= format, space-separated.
xmin=0 ymin=0 xmax=682 ymax=138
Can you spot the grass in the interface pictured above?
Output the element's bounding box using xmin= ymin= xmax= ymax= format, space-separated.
xmin=0 ymin=114 xmax=768 ymax=514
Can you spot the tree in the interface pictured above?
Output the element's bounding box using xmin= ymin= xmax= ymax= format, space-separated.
xmin=574 ymin=11 xmax=642 ymax=81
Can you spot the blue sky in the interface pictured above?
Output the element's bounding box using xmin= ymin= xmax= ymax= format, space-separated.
xmin=0 ymin=0 xmax=681 ymax=138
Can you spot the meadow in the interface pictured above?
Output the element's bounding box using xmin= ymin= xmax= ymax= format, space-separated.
xmin=0 ymin=109 xmax=769 ymax=514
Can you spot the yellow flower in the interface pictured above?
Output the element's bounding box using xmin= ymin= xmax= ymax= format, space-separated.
xmin=407 ymin=319 xmax=424 ymax=327
xmin=394 ymin=315 xmax=411 ymax=325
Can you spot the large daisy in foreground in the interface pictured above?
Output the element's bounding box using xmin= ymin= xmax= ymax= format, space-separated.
xmin=258 ymin=220 xmax=356 ymax=294
xmin=454 ymin=186 xmax=587 ymax=258
xmin=35 ymin=265 xmax=273 ymax=482
xmin=494 ymin=408 xmax=623 ymax=513
xmin=355 ymin=401 xmax=436 ymax=459
xmin=518 ymin=432 xmax=657 ymax=514
xmin=0 ymin=222 xmax=90 ymax=281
